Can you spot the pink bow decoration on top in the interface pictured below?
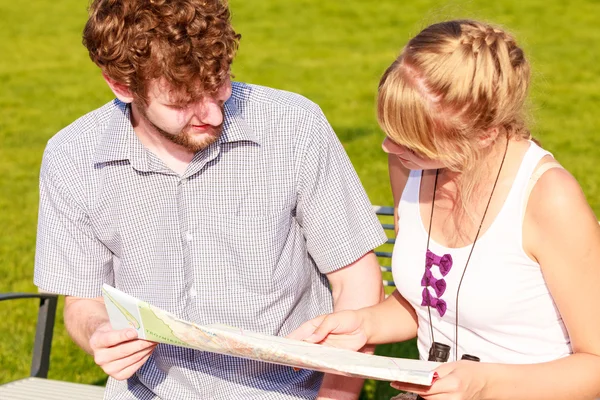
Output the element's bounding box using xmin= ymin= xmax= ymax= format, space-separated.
xmin=425 ymin=250 xmax=453 ymax=276
xmin=421 ymin=288 xmax=447 ymax=317
xmin=420 ymin=269 xmax=447 ymax=297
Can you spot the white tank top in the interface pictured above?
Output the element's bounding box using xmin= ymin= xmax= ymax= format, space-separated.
xmin=393 ymin=142 xmax=572 ymax=363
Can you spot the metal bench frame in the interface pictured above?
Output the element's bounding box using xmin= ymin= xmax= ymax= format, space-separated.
xmin=0 ymin=292 xmax=58 ymax=378
xmin=373 ymin=205 xmax=395 ymax=287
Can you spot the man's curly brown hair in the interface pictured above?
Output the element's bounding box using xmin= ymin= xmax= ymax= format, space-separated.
xmin=83 ymin=0 xmax=241 ymax=104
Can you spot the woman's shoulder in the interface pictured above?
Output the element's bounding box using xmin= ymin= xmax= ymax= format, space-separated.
xmin=525 ymin=156 xmax=597 ymax=248
xmin=528 ymin=156 xmax=581 ymax=212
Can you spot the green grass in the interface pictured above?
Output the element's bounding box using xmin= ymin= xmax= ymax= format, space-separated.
xmin=1 ymin=0 xmax=599 ymax=399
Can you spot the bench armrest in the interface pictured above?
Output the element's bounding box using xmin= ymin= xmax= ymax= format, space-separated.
xmin=373 ymin=205 xmax=396 ymax=288
xmin=0 ymin=292 xmax=58 ymax=378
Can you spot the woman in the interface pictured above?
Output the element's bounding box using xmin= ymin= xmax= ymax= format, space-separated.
xmin=289 ymin=20 xmax=600 ymax=399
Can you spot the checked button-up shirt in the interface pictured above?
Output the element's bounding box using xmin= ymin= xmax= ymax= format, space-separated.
xmin=34 ymin=82 xmax=387 ymax=399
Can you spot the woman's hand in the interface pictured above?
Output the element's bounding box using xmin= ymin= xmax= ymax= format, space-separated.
xmin=390 ymin=360 xmax=489 ymax=400
xmin=287 ymin=310 xmax=369 ymax=351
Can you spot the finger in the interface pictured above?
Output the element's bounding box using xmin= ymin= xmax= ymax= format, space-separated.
xmin=424 ymin=374 xmax=460 ymax=395
xmin=432 ymin=361 xmax=459 ymax=377
xmin=104 ymin=346 xmax=155 ymax=381
xmin=102 ymin=344 xmax=155 ymax=375
xmin=391 ymin=374 xmax=459 ymax=397
xmin=94 ymin=339 xmax=157 ymax=366
xmin=100 ymin=343 xmax=156 ymax=374
xmin=391 ymin=362 xmax=458 ymax=393
xmin=286 ymin=315 xmax=327 ymax=341
xmin=90 ymin=327 xmax=139 ymax=350
xmin=305 ymin=314 xmax=352 ymax=343
xmin=402 ymin=393 xmax=457 ymax=400
xmin=390 ymin=381 xmax=432 ymax=395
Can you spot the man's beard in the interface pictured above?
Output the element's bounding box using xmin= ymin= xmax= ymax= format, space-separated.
xmin=139 ymin=106 xmax=224 ymax=153
xmin=156 ymin=123 xmax=223 ymax=153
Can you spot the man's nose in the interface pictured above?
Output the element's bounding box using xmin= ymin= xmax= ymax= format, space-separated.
xmin=191 ymin=98 xmax=223 ymax=126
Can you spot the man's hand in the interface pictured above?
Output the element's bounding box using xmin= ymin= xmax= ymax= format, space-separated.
xmin=63 ymin=296 xmax=157 ymax=380
xmin=89 ymin=322 xmax=157 ymax=380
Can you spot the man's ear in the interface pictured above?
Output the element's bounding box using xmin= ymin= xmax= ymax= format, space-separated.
xmin=102 ymin=72 xmax=134 ymax=103
xmin=478 ymin=127 xmax=500 ymax=149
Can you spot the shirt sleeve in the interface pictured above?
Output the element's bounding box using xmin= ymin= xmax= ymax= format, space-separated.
xmin=295 ymin=108 xmax=387 ymax=274
xmin=34 ymin=150 xmax=113 ymax=298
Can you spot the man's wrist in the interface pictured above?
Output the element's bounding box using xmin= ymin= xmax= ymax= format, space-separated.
xmin=317 ymin=385 xmax=361 ymax=400
xmin=317 ymin=373 xmax=363 ymax=400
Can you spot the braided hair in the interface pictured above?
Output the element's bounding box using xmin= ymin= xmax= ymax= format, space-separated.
xmin=377 ymin=20 xmax=532 ymax=228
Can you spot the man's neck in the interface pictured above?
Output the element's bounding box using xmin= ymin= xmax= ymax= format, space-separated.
xmin=130 ymin=104 xmax=194 ymax=177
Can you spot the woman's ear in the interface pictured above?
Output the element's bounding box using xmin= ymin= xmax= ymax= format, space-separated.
xmin=478 ymin=128 xmax=500 ymax=148
xmin=102 ymin=73 xmax=134 ymax=103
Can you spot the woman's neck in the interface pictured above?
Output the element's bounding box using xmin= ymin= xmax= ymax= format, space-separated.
xmin=432 ymin=135 xmax=512 ymax=241
xmin=438 ymin=135 xmax=511 ymax=195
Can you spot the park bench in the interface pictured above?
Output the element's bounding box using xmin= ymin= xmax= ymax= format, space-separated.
xmin=0 ymin=292 xmax=106 ymax=399
xmin=0 ymin=206 xmax=396 ymax=399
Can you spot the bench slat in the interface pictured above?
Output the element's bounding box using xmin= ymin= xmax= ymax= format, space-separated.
xmin=373 ymin=205 xmax=394 ymax=216
xmin=0 ymin=378 xmax=104 ymax=400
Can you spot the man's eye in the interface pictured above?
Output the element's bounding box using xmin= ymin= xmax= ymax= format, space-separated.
xmin=167 ymin=104 xmax=187 ymax=110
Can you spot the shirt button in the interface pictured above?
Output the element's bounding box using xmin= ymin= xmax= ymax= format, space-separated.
xmin=189 ymin=287 xmax=197 ymax=297
xmin=185 ymin=232 xmax=193 ymax=242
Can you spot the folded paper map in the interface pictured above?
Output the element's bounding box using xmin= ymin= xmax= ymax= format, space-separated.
xmin=102 ymin=284 xmax=439 ymax=385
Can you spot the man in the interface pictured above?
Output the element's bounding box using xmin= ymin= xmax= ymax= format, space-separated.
xmin=34 ymin=0 xmax=387 ymax=398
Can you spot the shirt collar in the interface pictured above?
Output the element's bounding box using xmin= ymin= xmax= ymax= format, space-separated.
xmin=218 ymin=98 xmax=260 ymax=146
xmin=93 ymin=96 xmax=260 ymax=168
xmin=93 ymin=100 xmax=149 ymax=171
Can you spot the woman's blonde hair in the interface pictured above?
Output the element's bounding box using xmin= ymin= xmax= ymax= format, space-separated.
xmin=378 ymin=20 xmax=531 ymax=171
xmin=378 ymin=20 xmax=532 ymax=229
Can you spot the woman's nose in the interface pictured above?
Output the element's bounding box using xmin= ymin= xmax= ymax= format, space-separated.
xmin=381 ymin=137 xmax=406 ymax=155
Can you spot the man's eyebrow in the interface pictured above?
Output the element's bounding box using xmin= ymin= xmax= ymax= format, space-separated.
xmin=164 ymin=98 xmax=192 ymax=107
